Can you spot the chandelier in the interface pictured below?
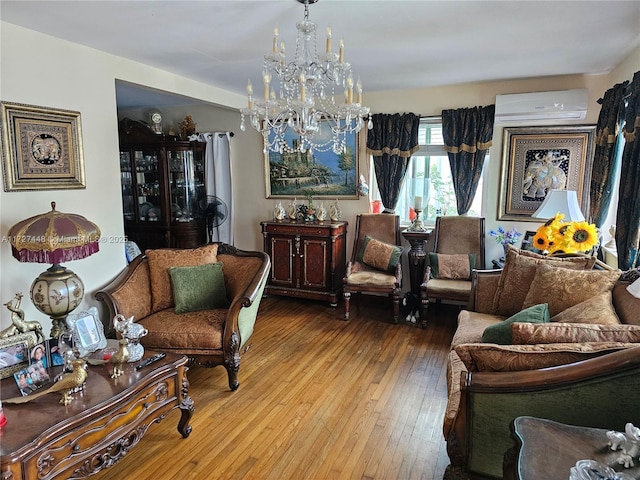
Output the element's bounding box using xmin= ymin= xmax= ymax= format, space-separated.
xmin=240 ymin=0 xmax=371 ymax=155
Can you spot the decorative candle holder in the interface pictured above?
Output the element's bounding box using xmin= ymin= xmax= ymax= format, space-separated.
xmin=408 ymin=208 xmax=428 ymax=232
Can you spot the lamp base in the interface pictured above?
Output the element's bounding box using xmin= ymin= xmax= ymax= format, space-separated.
xmin=408 ymin=209 xmax=428 ymax=232
xmin=30 ymin=264 xmax=84 ymax=338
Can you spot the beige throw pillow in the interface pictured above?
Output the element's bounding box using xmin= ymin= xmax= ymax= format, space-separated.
xmin=492 ymin=246 xmax=596 ymax=317
xmin=454 ymin=342 xmax=633 ymax=372
xmin=146 ymin=244 xmax=219 ymax=313
xmin=522 ymin=263 xmax=620 ymax=317
xmin=511 ymin=322 xmax=640 ymax=344
xmin=550 ymin=292 xmax=620 ymax=325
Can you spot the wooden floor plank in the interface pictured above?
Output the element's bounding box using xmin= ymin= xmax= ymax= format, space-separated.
xmin=91 ymin=295 xmax=458 ymax=480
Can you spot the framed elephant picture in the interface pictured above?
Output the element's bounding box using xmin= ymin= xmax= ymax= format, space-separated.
xmin=498 ymin=125 xmax=595 ymax=221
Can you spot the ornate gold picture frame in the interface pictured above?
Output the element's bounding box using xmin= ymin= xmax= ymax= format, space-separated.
xmin=264 ymin=122 xmax=360 ymax=199
xmin=498 ymin=125 xmax=596 ymax=221
xmin=1 ymin=101 xmax=86 ymax=191
xmin=0 ymin=331 xmax=38 ymax=379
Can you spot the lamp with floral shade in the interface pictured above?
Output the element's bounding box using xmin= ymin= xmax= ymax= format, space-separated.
xmin=7 ymin=202 xmax=101 ymax=339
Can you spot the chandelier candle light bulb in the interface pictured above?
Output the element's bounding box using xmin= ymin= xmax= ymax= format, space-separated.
xmin=273 ymin=28 xmax=279 ymax=53
xmin=326 ymin=27 xmax=331 ymax=53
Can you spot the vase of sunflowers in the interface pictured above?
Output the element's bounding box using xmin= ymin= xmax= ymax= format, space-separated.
xmin=532 ymin=214 xmax=599 ymax=254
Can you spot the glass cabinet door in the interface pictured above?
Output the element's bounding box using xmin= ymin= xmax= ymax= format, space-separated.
xmin=168 ymin=149 xmax=205 ymax=222
xmin=120 ymin=151 xmax=134 ymax=221
xmin=133 ymin=149 xmax=161 ymax=222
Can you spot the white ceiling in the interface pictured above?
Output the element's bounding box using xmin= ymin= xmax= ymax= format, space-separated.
xmin=2 ymin=0 xmax=639 ymax=108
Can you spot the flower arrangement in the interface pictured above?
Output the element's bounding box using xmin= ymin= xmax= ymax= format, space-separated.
xmin=532 ymin=214 xmax=599 ymax=254
xmin=489 ymin=226 xmax=523 ymax=246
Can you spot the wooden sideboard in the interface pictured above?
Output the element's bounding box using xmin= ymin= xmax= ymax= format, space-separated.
xmin=261 ymin=220 xmax=347 ymax=306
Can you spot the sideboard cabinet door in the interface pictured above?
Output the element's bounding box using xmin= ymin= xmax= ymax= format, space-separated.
xmin=261 ymin=221 xmax=347 ymax=306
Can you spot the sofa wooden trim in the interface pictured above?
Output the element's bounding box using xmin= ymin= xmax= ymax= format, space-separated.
xmin=94 ymin=244 xmax=270 ymax=391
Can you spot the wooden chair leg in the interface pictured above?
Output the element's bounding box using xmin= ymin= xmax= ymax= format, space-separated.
xmin=421 ymin=298 xmax=429 ymax=329
xmin=392 ymin=288 xmax=400 ymax=324
xmin=343 ymin=288 xmax=351 ymax=320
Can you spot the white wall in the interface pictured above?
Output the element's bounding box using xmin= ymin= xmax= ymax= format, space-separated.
xmin=1 ymin=21 xmax=637 ymax=332
xmin=0 ymin=23 xmax=247 ymax=332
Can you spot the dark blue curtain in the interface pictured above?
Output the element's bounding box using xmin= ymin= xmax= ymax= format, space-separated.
xmin=442 ymin=105 xmax=495 ymax=215
xmin=589 ymin=82 xmax=628 ymax=228
xmin=616 ymin=71 xmax=640 ymax=270
xmin=366 ymin=113 xmax=420 ymax=212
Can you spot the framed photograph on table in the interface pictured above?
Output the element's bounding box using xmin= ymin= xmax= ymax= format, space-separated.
xmin=1 ymin=101 xmax=86 ymax=191
xmin=264 ymin=122 xmax=360 ymax=199
xmin=498 ymin=125 xmax=595 ymax=221
xmin=521 ymin=230 xmax=542 ymax=253
xmin=0 ymin=331 xmax=38 ymax=379
xmin=66 ymin=307 xmax=107 ymax=357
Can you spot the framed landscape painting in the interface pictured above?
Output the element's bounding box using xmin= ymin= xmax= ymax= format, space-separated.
xmin=498 ymin=125 xmax=595 ymax=221
xmin=264 ymin=122 xmax=359 ymax=199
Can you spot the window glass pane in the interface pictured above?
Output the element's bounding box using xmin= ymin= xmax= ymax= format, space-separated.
xmin=370 ymin=118 xmax=484 ymax=225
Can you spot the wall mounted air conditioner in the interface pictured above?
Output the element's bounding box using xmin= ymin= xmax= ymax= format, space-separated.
xmin=494 ymin=89 xmax=588 ymax=122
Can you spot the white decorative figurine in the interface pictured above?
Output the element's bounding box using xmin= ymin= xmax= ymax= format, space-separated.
xmin=329 ymin=199 xmax=342 ymax=221
xmin=274 ymin=201 xmax=286 ymax=221
xmin=607 ymin=423 xmax=640 ymax=469
xmin=287 ymin=197 xmax=298 ymax=221
xmin=113 ymin=314 xmax=148 ymax=362
xmin=316 ymin=202 xmax=327 ymax=222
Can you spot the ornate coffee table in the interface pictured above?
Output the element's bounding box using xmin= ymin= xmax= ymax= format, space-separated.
xmin=504 ymin=416 xmax=640 ymax=480
xmin=1 ymin=350 xmax=193 ymax=479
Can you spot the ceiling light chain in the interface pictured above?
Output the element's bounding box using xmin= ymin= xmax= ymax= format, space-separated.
xmin=240 ymin=0 xmax=371 ymax=155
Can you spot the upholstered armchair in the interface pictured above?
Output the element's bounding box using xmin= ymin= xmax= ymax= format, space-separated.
xmin=343 ymin=213 xmax=402 ymax=323
xmin=420 ymin=216 xmax=485 ymax=328
xmin=95 ymin=243 xmax=270 ymax=391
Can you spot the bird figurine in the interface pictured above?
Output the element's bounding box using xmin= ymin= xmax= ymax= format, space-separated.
xmin=4 ymin=359 xmax=88 ymax=406
xmin=85 ymin=339 xmax=130 ymax=378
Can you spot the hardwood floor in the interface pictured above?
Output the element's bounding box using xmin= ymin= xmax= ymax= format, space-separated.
xmin=92 ymin=295 xmax=458 ymax=480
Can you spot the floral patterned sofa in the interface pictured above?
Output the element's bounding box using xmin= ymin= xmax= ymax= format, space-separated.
xmin=443 ymin=246 xmax=640 ymax=479
xmin=95 ymin=243 xmax=270 ymax=391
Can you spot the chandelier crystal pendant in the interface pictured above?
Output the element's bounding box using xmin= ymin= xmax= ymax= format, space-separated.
xmin=240 ymin=0 xmax=372 ymax=155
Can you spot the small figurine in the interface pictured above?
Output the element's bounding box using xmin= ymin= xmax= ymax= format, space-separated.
xmin=287 ymin=197 xmax=298 ymax=221
xmin=274 ymin=201 xmax=286 ymax=222
xmin=607 ymin=423 xmax=640 ymax=469
xmin=1 ymin=293 xmax=45 ymax=343
xmin=113 ymin=315 xmax=147 ymax=363
xmin=316 ymin=202 xmax=327 ymax=222
xmin=179 ymin=115 xmax=196 ymax=139
xmin=329 ymin=199 xmax=342 ymax=221
xmin=358 ymin=174 xmax=369 ymax=196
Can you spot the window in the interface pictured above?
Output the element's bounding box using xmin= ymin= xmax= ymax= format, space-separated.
xmin=369 ymin=117 xmax=484 ymax=225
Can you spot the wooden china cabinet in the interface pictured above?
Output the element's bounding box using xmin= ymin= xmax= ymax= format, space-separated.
xmin=119 ymin=120 xmax=207 ymax=251
xmin=261 ymin=220 xmax=347 ymax=306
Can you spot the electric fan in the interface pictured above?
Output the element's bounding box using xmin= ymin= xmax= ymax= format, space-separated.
xmin=199 ymin=196 xmax=229 ymax=243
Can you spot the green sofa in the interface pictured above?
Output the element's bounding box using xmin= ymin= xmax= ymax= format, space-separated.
xmin=443 ymin=248 xmax=640 ymax=479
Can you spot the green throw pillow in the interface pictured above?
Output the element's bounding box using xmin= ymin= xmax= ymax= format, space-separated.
xmin=481 ymin=303 xmax=550 ymax=345
xmin=428 ymin=253 xmax=476 ymax=280
xmin=356 ymin=235 xmax=402 ymax=273
xmin=168 ymin=262 xmax=229 ymax=314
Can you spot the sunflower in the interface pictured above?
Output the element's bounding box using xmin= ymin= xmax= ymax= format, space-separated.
xmin=543 ymin=213 xmax=565 ymax=228
xmin=532 ymin=226 xmax=554 ymax=251
xmin=564 ymin=221 xmax=599 ymax=252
